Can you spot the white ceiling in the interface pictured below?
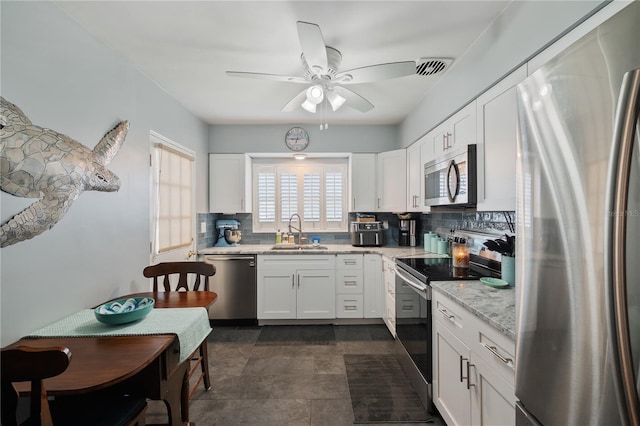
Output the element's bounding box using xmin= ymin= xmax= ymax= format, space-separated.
xmin=55 ymin=1 xmax=511 ymax=126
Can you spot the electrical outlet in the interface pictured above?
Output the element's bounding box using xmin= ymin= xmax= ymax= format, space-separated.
xmin=200 ymin=222 xmax=207 ymax=233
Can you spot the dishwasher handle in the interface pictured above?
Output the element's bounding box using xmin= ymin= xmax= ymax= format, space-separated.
xmin=204 ymin=255 xmax=256 ymax=263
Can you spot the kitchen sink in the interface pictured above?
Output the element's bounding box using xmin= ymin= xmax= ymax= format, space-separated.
xmin=270 ymin=244 xmax=328 ymax=251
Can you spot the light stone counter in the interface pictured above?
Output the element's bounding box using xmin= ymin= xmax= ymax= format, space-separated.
xmin=199 ymin=243 xmax=515 ymax=340
xmin=430 ymin=281 xmax=515 ymax=340
xmin=198 ymin=244 xmax=435 ymax=260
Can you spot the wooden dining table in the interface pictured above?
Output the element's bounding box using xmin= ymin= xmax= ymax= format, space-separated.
xmin=8 ymin=291 xmax=217 ymax=426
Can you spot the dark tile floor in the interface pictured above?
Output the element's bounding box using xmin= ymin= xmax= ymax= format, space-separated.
xmin=146 ymin=324 xmax=442 ymax=425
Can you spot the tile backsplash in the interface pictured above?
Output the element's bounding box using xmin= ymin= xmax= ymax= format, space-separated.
xmin=197 ymin=210 xmax=515 ymax=249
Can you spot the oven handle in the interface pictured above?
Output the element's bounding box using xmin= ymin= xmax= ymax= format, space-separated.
xmin=394 ymin=264 xmax=429 ymax=298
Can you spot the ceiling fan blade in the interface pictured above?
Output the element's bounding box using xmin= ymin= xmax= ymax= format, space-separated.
xmin=336 ymin=61 xmax=416 ymax=84
xmin=333 ymin=86 xmax=374 ymax=113
xmin=297 ymin=21 xmax=328 ymax=75
xmin=226 ymin=71 xmax=307 ymax=84
xmin=281 ymin=88 xmax=309 ymax=112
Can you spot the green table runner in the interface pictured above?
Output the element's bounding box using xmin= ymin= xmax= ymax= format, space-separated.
xmin=25 ymin=307 xmax=211 ymax=363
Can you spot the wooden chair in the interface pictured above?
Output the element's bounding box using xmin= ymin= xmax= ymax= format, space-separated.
xmin=1 ymin=345 xmax=147 ymax=426
xmin=143 ymin=261 xmax=215 ymax=399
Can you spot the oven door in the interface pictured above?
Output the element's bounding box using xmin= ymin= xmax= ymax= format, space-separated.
xmin=395 ymin=264 xmax=432 ymax=383
xmin=424 ymin=144 xmax=477 ymax=207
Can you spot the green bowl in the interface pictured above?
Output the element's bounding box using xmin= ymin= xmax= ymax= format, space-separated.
xmin=94 ymin=297 xmax=155 ymax=325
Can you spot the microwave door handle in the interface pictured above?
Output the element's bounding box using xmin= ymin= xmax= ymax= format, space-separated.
xmin=605 ymin=68 xmax=640 ymax=426
xmin=447 ymin=160 xmax=460 ymax=203
xmin=359 ymin=233 xmax=363 ymax=246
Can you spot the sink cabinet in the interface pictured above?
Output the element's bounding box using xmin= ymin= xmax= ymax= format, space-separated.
xmin=257 ymin=255 xmax=335 ymax=320
xmin=433 ymin=289 xmax=515 ymax=426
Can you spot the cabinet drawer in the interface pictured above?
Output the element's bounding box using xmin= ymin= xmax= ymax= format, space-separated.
xmin=336 ymin=294 xmax=364 ymax=318
xmin=336 ymin=270 xmax=364 ymax=293
xmin=433 ymin=291 xmax=470 ymax=340
xmin=336 ymin=254 xmax=363 ymax=269
xmin=473 ymin=319 xmax=515 ymax=384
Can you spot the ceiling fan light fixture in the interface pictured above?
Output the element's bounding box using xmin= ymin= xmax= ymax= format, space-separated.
xmin=306 ymin=85 xmax=324 ymax=104
xmin=327 ymin=90 xmax=346 ymax=111
xmin=301 ymin=99 xmax=317 ymax=113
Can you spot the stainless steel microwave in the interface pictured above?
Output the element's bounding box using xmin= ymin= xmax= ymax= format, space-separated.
xmin=424 ymin=144 xmax=477 ymax=207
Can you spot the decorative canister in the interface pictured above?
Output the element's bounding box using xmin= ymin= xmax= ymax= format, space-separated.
xmin=437 ymin=239 xmax=448 ymax=255
xmin=424 ymin=232 xmax=434 ymax=252
xmin=501 ymin=255 xmax=515 ymax=286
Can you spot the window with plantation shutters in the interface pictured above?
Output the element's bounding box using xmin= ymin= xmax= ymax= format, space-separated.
xmin=257 ymin=170 xmax=275 ymax=223
xmin=252 ymin=158 xmax=347 ymax=232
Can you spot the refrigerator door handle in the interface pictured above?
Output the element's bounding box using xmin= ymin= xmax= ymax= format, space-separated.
xmin=605 ymin=67 xmax=640 ymax=426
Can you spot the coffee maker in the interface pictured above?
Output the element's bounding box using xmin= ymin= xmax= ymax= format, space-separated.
xmin=399 ymin=219 xmax=417 ymax=246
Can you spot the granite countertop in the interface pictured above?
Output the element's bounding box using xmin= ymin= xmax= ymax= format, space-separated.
xmin=430 ymin=281 xmax=515 ymax=340
xmin=199 ymin=243 xmax=515 ymax=340
xmin=198 ymin=244 xmax=433 ymax=260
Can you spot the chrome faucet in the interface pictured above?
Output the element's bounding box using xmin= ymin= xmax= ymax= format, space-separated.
xmin=288 ymin=213 xmax=302 ymax=245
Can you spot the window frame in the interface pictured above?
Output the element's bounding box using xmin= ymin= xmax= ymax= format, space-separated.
xmin=252 ymin=158 xmax=348 ymax=233
xmin=150 ymin=132 xmax=196 ymax=258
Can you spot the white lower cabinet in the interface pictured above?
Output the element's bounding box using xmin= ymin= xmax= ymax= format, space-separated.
xmin=257 ymin=255 xmax=336 ymax=320
xmin=363 ymin=254 xmax=384 ymax=318
xmin=433 ymin=289 xmax=515 ymax=426
xmin=336 ymin=254 xmax=364 ymax=318
xmin=382 ymin=256 xmax=396 ymax=337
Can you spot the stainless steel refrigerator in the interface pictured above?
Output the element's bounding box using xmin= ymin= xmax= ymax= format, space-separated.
xmin=515 ymin=2 xmax=640 ymax=425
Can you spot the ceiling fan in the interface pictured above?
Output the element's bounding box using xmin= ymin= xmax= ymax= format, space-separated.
xmin=226 ymin=21 xmax=417 ymax=114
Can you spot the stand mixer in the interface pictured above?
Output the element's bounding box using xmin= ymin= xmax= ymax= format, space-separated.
xmin=214 ymin=220 xmax=242 ymax=247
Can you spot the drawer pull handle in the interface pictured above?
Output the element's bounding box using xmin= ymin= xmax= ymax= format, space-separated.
xmin=438 ymin=308 xmax=455 ymax=322
xmin=344 ymin=260 xmax=357 ymax=265
xmin=483 ymin=343 xmax=513 ymax=366
xmin=344 ymin=280 xmax=357 ymax=285
xmin=345 ymin=305 xmax=358 ymax=311
xmin=459 ymin=355 xmax=466 ymax=382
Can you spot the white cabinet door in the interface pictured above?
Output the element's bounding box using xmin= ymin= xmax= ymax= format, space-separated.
xmin=363 ymin=254 xmax=383 ymax=318
xmin=433 ymin=102 xmax=477 ymax=158
xmin=258 ymin=255 xmax=335 ymax=320
xmin=433 ymin=321 xmax=473 ymax=426
xmin=476 ymin=65 xmax=527 ymax=211
xmin=471 ymin=356 xmax=516 ymax=426
xmin=377 ymin=149 xmax=407 ymax=212
xmin=209 ymin=154 xmax=251 ymax=213
xmin=382 ymin=256 xmax=396 ymax=337
xmin=297 ymin=269 xmax=336 ymax=319
xmin=351 ymin=153 xmax=377 ymax=212
xmin=406 ymin=141 xmax=423 ymax=212
xmin=257 ymin=268 xmax=297 ymax=319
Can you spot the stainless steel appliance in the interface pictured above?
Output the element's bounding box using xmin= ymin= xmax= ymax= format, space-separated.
xmin=515 ymin=3 xmax=639 ymax=425
xmin=424 ymin=144 xmax=477 ymax=207
xmin=214 ymin=220 xmax=242 ymax=247
xmin=203 ymin=254 xmax=257 ymax=325
xmin=350 ymin=221 xmax=384 ymax=247
xmin=399 ymin=219 xmax=417 ymax=246
xmin=394 ymin=254 xmax=482 ymax=415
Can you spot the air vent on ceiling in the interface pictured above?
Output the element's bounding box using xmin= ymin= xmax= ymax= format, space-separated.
xmin=415 ymin=58 xmax=453 ymax=76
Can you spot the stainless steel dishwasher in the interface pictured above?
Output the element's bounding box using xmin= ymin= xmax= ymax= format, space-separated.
xmin=203 ymin=254 xmax=257 ymax=325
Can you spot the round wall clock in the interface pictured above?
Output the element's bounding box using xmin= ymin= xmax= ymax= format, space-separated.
xmin=285 ymin=127 xmax=309 ymax=152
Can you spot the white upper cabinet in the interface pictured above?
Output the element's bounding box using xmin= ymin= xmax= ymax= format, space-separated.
xmin=350 ymin=153 xmax=377 ymax=212
xmin=476 ymin=65 xmax=527 ymax=211
xmin=406 ymin=135 xmax=432 ymax=213
xmin=377 ymin=149 xmax=407 ymax=212
xmin=209 ymin=154 xmax=251 ymax=213
xmin=432 ymin=101 xmax=477 ymax=158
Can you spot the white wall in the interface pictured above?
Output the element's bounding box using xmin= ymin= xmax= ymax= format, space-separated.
xmin=399 ymin=0 xmax=608 ymax=147
xmin=210 ymin=124 xmax=398 ymax=153
xmin=0 ymin=2 xmax=209 ymax=346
